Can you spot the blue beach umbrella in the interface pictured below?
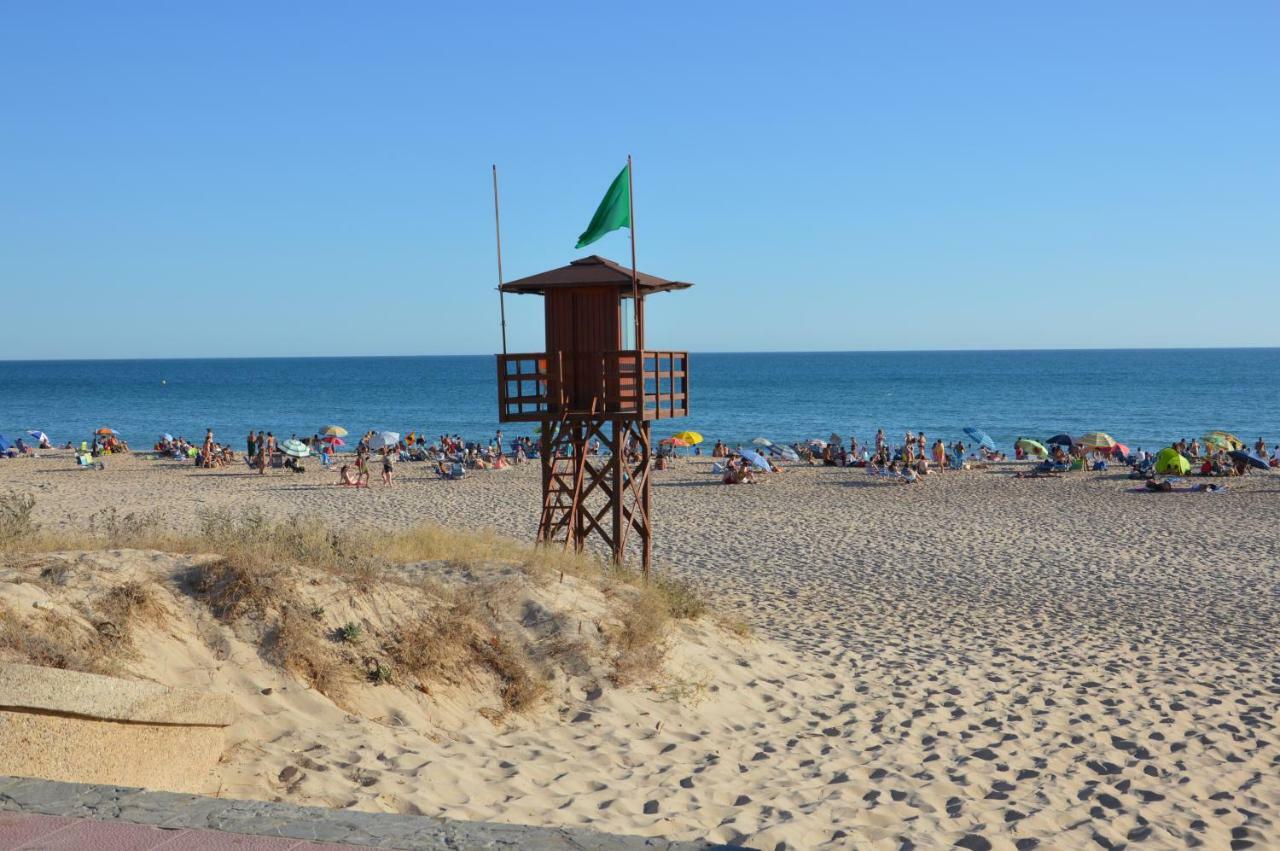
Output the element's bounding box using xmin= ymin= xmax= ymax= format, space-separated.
xmin=769 ymin=444 xmax=800 ymax=462
xmin=160 ymin=433 xmax=174 ymax=443
xmin=1229 ymin=450 xmax=1270 ymax=471
xmin=963 ymin=427 xmax=996 ymax=451
xmin=738 ymin=448 xmax=772 ymax=471
xmin=0 ymin=434 xmax=10 ymax=453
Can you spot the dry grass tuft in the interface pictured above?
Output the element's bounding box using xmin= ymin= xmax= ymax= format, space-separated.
xmin=272 ymin=606 xmax=354 ymax=702
xmin=97 ymin=581 xmax=169 ymax=630
xmin=0 ymin=491 xmax=38 ymax=548
xmin=388 ymin=588 xmax=548 ymax=716
xmin=191 ymin=557 xmax=288 ymax=621
xmin=0 ymin=602 xmax=114 ymax=675
xmin=609 ymin=588 xmax=672 ymax=686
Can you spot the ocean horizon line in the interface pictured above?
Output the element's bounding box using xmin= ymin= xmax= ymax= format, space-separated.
xmin=2 ymin=344 xmax=1279 ymax=365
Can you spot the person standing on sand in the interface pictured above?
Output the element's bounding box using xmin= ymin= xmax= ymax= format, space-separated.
xmin=381 ymin=447 xmax=394 ymax=486
xmin=201 ymin=429 xmax=215 ymax=468
xmin=875 ymin=429 xmax=885 ymax=457
xmin=247 ymin=431 xmax=257 ymax=460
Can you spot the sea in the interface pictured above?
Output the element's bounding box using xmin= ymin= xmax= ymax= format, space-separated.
xmin=1 ymin=349 xmax=1277 ymax=454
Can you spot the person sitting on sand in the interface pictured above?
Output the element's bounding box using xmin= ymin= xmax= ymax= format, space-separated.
xmin=337 ymin=464 xmax=362 ymax=486
xmin=902 ymin=465 xmax=918 ymax=483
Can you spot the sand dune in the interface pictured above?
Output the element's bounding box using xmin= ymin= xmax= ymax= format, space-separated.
xmin=2 ymin=451 xmax=1278 ymax=849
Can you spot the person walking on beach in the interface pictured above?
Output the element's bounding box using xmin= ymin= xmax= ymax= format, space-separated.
xmin=380 ymin=447 xmax=394 ymax=487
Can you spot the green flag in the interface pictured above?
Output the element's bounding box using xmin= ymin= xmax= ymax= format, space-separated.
xmin=575 ymin=163 xmax=631 ymax=249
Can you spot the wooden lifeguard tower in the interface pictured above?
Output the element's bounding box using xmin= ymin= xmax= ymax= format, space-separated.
xmin=496 ymin=255 xmax=691 ymax=575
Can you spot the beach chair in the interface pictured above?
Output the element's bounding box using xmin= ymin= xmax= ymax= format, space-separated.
xmin=76 ymin=453 xmax=104 ymax=470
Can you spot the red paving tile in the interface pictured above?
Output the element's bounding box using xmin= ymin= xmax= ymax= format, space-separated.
xmin=0 ymin=812 xmax=79 ymax=848
xmin=10 ymin=818 xmax=184 ymax=850
xmin=153 ymin=827 xmax=303 ymax=850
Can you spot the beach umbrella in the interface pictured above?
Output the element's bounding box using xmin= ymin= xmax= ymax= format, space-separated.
xmin=1078 ymin=432 xmax=1117 ymax=450
xmin=1229 ymin=449 xmax=1269 ymax=471
xmin=280 ymin=439 xmax=310 ymax=458
xmin=1203 ymin=432 xmax=1243 ymax=451
xmin=1155 ymin=448 xmax=1190 ymax=475
xmin=27 ymin=430 xmax=49 ymax=444
xmin=1015 ymin=438 xmax=1047 ymax=457
xmin=368 ymin=431 xmax=400 ymax=450
xmin=751 ymin=437 xmax=773 ymax=447
xmin=1044 ymin=433 xmax=1076 ymax=448
xmin=660 ymin=437 xmax=690 ymax=447
xmin=769 ymin=445 xmax=800 ymax=462
xmin=160 ymin=433 xmax=174 ymax=443
xmin=672 ymin=431 xmax=703 ymax=445
xmin=321 ymin=435 xmax=345 ymax=446
xmin=738 ymin=448 xmax=772 ymax=471
xmin=807 ymin=439 xmax=827 ymax=451
xmin=95 ymin=427 xmax=117 ymax=436
xmin=963 ymin=427 xmax=996 ymax=451
xmin=0 ymin=435 xmax=10 ymax=453
xmin=321 ymin=425 xmax=348 ymax=437
xmin=1110 ymin=442 xmax=1131 ymax=458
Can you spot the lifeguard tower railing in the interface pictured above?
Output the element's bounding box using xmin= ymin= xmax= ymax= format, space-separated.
xmin=497 ymin=350 xmax=688 ymax=423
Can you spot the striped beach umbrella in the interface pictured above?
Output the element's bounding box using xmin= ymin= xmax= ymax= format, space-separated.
xmin=1077 ymin=432 xmax=1117 ymax=450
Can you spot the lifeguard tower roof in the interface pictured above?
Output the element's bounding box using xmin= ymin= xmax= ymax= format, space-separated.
xmin=500 ymin=255 xmax=693 ymax=296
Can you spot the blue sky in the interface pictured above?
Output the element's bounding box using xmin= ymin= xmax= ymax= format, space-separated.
xmin=2 ymin=3 xmax=1277 ymax=359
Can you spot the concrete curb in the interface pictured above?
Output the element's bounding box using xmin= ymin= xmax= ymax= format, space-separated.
xmin=0 ymin=776 xmax=752 ymax=850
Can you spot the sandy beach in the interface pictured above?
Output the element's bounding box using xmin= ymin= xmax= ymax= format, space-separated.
xmin=2 ymin=451 xmax=1278 ymax=849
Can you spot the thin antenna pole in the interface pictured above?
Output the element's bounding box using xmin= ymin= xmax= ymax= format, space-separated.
xmin=627 ymin=154 xmax=640 ymax=350
xmin=493 ymin=164 xmax=508 ymax=355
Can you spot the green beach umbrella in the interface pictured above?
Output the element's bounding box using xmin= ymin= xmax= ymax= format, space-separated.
xmin=1015 ymin=438 xmax=1047 ymax=457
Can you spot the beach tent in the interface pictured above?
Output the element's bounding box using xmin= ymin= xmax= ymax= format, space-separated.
xmin=0 ymin=434 xmax=10 ymax=454
xmin=1155 ymin=448 xmax=1190 ymax=475
xmin=1045 ymin=433 xmax=1076 ymax=448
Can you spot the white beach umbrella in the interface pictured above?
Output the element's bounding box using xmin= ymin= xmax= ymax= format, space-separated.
xmin=280 ymin=439 xmax=310 ymax=458
xmin=368 ymin=431 xmax=401 ymax=450
xmin=751 ymin=437 xmax=773 ymax=447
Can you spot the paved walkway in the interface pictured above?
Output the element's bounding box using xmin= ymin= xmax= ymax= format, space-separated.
xmin=0 ymin=811 xmax=364 ymax=849
xmin=0 ymin=776 xmax=739 ymax=850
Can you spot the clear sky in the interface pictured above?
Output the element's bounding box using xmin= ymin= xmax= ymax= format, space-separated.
xmin=2 ymin=3 xmax=1277 ymax=359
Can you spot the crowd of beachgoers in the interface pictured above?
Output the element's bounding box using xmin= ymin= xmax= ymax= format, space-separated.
xmin=3 ymin=424 xmax=1275 ymax=493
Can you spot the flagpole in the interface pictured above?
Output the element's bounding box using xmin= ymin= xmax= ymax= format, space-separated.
xmin=492 ymin=164 xmax=508 ymax=355
xmin=627 ymin=154 xmax=640 ymax=350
